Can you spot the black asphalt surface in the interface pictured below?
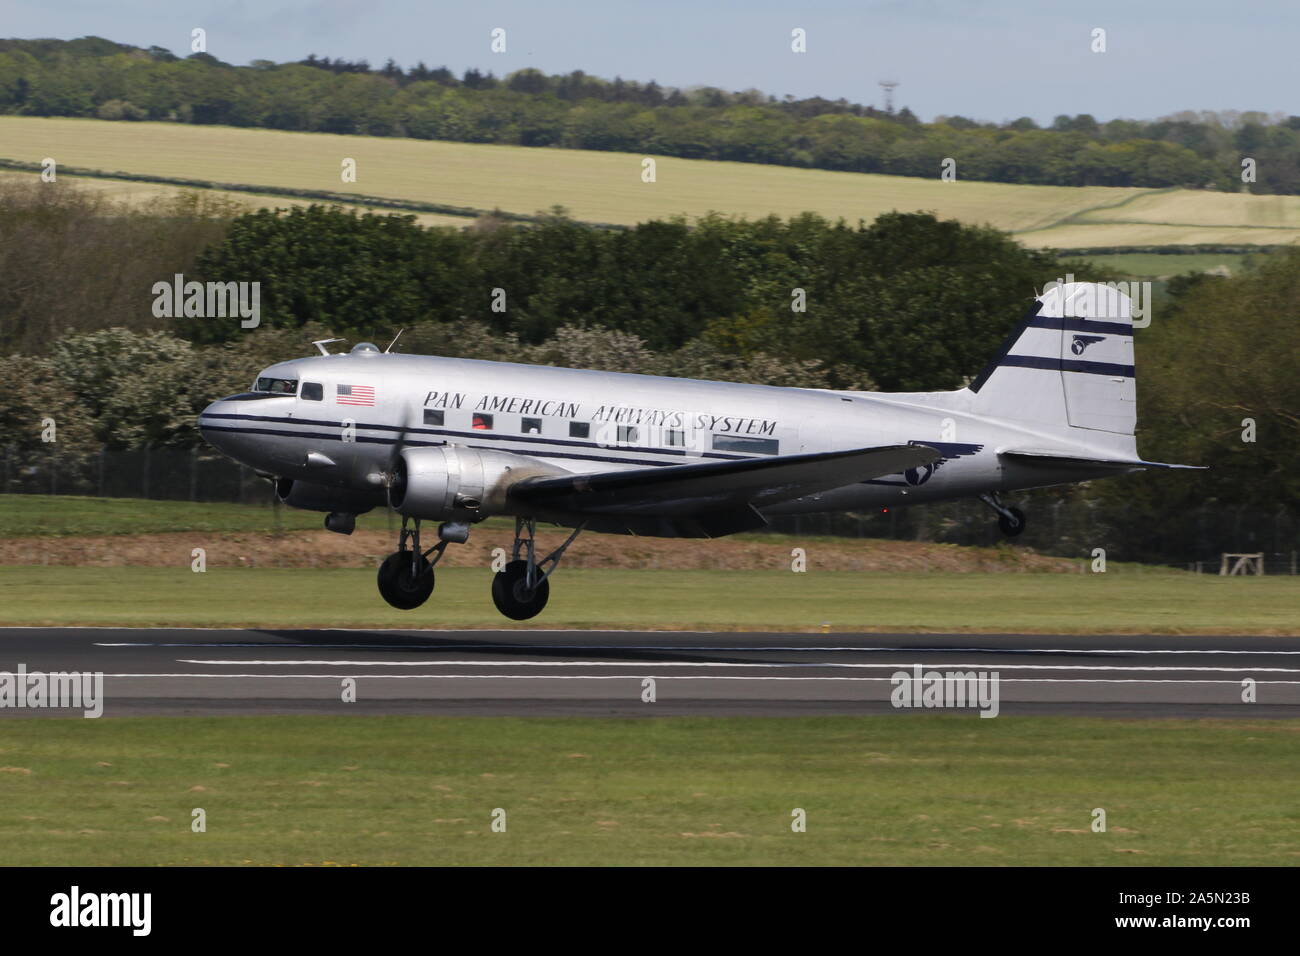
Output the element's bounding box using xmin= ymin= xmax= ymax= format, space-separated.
xmin=2 ymin=628 xmax=1298 ymax=718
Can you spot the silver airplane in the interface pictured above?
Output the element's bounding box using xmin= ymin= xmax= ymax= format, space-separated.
xmin=199 ymin=281 xmax=1197 ymax=619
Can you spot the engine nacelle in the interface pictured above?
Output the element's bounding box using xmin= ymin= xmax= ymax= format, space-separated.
xmin=389 ymin=445 xmax=567 ymax=520
xmin=275 ymin=478 xmax=383 ymax=515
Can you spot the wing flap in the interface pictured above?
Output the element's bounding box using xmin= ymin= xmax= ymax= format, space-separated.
xmin=508 ymin=444 xmax=941 ymax=516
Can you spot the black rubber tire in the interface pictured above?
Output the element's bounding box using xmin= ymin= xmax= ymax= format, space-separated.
xmin=491 ymin=559 xmax=550 ymax=620
xmin=998 ymin=506 xmax=1027 ymax=538
xmin=377 ymin=550 xmax=434 ymax=610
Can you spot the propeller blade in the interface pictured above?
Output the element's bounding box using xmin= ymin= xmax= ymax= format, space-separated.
xmin=383 ymin=406 xmax=412 ymax=490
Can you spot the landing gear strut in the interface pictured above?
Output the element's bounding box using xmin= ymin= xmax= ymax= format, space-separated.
xmin=491 ymin=518 xmax=584 ymax=620
xmin=377 ymin=516 xmax=465 ymax=610
xmin=979 ymin=493 xmax=1026 ymax=538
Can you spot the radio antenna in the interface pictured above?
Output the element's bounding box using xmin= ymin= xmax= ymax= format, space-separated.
xmin=385 ymin=328 xmax=405 ymax=353
xmin=313 ymin=338 xmax=344 ymax=356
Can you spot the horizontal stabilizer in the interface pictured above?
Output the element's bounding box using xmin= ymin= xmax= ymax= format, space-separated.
xmin=1001 ymin=449 xmax=1205 ymax=471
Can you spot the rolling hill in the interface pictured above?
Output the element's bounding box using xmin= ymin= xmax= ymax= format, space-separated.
xmin=2 ymin=116 xmax=1298 ymax=249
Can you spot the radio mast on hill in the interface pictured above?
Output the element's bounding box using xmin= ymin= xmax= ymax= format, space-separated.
xmin=879 ymin=80 xmax=899 ymax=114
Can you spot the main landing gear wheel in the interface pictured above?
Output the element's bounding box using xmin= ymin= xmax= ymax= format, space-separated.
xmin=997 ymin=506 xmax=1026 ymax=538
xmin=491 ymin=517 xmax=586 ymax=621
xmin=374 ymin=515 xmax=467 ymax=610
xmin=377 ymin=550 xmax=434 ymax=610
xmin=491 ymin=559 xmax=550 ymax=620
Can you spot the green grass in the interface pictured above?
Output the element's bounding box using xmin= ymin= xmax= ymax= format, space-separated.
xmin=1 ymin=715 xmax=1295 ymax=865
xmin=0 ymin=494 xmax=389 ymax=536
xmin=0 ymin=494 xmax=526 ymax=537
xmin=0 ymin=566 xmax=1293 ymax=633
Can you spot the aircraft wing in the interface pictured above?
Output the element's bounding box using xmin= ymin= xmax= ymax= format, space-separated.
xmin=508 ymin=444 xmax=941 ymax=520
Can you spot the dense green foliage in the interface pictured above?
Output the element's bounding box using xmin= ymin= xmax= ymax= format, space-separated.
xmin=187 ymin=205 xmax=1086 ymax=393
xmin=2 ymin=37 xmax=1298 ymax=192
xmin=0 ymin=181 xmax=241 ymax=352
xmin=1100 ymin=248 xmax=1300 ymax=522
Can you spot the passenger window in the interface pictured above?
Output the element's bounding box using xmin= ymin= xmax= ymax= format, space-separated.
xmin=569 ymin=422 xmax=590 ymax=439
xmin=472 ymin=413 xmax=493 ymax=430
xmin=300 ymin=382 xmax=323 ymax=402
xmin=423 ymin=409 xmax=445 ymax=426
xmin=712 ymin=434 xmax=779 ymax=455
xmin=521 ymin=417 xmax=542 ymax=435
xmin=617 ymin=425 xmax=638 ymax=445
xmin=664 ymin=429 xmax=685 ymax=447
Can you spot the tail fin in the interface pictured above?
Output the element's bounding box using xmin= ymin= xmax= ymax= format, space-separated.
xmin=969 ymin=282 xmax=1136 ymax=455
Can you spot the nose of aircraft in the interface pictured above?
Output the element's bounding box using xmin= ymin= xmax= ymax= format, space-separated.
xmin=198 ymin=397 xmax=246 ymax=460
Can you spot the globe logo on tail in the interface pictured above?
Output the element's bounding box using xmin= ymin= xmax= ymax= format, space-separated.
xmin=1071 ymin=334 xmax=1105 ymax=355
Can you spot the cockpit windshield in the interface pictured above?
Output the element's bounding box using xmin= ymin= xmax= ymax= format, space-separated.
xmin=254 ymin=376 xmax=298 ymax=395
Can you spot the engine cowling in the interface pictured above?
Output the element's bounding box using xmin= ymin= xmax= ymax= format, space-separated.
xmin=275 ymin=478 xmax=383 ymax=515
xmin=388 ymin=445 xmax=568 ymax=520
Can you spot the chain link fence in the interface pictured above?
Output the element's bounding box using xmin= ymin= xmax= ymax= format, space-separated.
xmin=2 ymin=446 xmax=1296 ymax=572
xmin=1 ymin=446 xmax=265 ymax=504
xmin=764 ymin=499 xmax=1298 ymax=573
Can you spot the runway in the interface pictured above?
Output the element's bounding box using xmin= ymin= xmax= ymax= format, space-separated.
xmin=2 ymin=627 xmax=1299 ymax=717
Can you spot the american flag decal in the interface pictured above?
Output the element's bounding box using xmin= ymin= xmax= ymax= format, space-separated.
xmin=336 ymin=384 xmax=375 ymax=406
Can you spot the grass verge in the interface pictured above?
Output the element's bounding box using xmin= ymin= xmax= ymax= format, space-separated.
xmin=1 ymin=715 xmax=1296 ymax=866
xmin=0 ymin=566 xmax=1294 ymax=633
xmin=0 ymin=494 xmax=386 ymax=536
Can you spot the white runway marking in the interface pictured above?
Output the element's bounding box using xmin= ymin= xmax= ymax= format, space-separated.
xmin=89 ymin=641 xmax=1300 ymax=654
xmin=91 ymin=673 xmax=1300 ymax=684
xmin=176 ymin=658 xmax=1300 ymax=673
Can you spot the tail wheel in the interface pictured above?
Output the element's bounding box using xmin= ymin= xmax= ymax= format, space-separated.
xmin=491 ymin=559 xmax=550 ymax=620
xmin=998 ymin=506 xmax=1026 ymax=537
xmin=377 ymin=550 xmax=434 ymax=609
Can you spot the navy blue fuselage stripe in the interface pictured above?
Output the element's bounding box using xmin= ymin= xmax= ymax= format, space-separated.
xmin=998 ymin=354 xmax=1135 ymax=377
xmin=197 ymin=423 xmax=748 ymax=468
xmin=199 ymin=412 xmax=697 ymax=455
xmin=1026 ymin=315 xmax=1132 ymax=336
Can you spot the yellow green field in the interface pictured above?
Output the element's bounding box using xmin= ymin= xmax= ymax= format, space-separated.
xmin=5 ymin=116 xmax=1299 ymax=247
xmin=0 ymin=170 xmax=476 ymax=229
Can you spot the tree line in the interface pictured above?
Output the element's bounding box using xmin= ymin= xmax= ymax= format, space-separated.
xmin=1 ymin=181 xmax=1294 ymax=536
xmin=2 ymin=37 xmax=1298 ymax=192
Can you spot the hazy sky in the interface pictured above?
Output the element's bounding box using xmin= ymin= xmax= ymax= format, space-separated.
xmin=6 ymin=0 xmax=1297 ymax=123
